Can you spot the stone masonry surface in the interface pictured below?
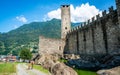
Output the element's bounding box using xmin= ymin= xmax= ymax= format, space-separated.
xmin=64 ymin=0 xmax=120 ymax=57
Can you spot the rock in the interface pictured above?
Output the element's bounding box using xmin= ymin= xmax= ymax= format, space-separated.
xmin=37 ymin=54 xmax=59 ymax=65
xmin=43 ymin=59 xmax=55 ymax=71
xmin=51 ymin=63 xmax=78 ymax=75
xmin=66 ymin=56 xmax=100 ymax=71
xmin=64 ymin=54 xmax=80 ymax=60
xmin=37 ymin=54 xmax=78 ymax=75
xmin=99 ymin=54 xmax=120 ymax=69
xmin=66 ymin=54 xmax=120 ymax=71
xmin=97 ymin=66 xmax=120 ymax=75
xmin=37 ymin=54 xmax=59 ymax=71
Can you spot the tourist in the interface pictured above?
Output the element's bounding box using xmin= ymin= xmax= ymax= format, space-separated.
xmin=30 ymin=60 xmax=34 ymax=69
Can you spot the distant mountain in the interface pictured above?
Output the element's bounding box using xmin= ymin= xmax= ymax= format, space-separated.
xmin=0 ymin=19 xmax=80 ymax=55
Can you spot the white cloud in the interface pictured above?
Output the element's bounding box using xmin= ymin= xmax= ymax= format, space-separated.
xmin=43 ymin=8 xmax=61 ymax=21
xmin=44 ymin=3 xmax=102 ymax=23
xmin=16 ymin=15 xmax=28 ymax=23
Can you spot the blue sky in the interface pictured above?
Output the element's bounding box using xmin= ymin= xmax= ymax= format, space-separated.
xmin=0 ymin=0 xmax=115 ymax=32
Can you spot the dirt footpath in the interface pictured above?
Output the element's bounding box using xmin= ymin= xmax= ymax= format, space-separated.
xmin=16 ymin=63 xmax=49 ymax=75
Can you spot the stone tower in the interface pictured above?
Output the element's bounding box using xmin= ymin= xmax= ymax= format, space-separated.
xmin=116 ymin=0 xmax=120 ymax=24
xmin=61 ymin=5 xmax=71 ymax=40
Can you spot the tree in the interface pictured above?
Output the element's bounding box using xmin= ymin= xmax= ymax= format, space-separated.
xmin=19 ymin=48 xmax=32 ymax=60
xmin=0 ymin=41 xmax=5 ymax=54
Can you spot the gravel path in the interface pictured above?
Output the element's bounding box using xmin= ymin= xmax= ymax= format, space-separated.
xmin=16 ymin=63 xmax=48 ymax=75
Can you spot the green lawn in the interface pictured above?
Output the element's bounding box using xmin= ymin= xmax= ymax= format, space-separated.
xmin=59 ymin=58 xmax=68 ymax=63
xmin=0 ymin=62 xmax=16 ymax=74
xmin=75 ymin=69 xmax=98 ymax=75
xmin=33 ymin=64 xmax=49 ymax=74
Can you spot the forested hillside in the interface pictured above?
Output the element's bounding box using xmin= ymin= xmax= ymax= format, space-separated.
xmin=0 ymin=19 xmax=79 ymax=55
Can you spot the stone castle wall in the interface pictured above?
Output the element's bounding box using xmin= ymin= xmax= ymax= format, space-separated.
xmin=64 ymin=4 xmax=120 ymax=57
xmin=39 ymin=36 xmax=65 ymax=55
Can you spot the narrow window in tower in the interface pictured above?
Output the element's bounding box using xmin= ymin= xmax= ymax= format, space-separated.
xmin=65 ymin=27 xmax=67 ymax=30
xmin=59 ymin=46 xmax=61 ymax=50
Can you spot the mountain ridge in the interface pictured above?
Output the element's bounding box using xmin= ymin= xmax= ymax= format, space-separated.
xmin=0 ymin=19 xmax=80 ymax=55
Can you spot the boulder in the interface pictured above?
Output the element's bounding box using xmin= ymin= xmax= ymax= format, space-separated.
xmin=64 ymin=54 xmax=80 ymax=60
xmin=66 ymin=54 xmax=120 ymax=71
xmin=97 ymin=66 xmax=120 ymax=75
xmin=43 ymin=59 xmax=55 ymax=71
xmin=51 ymin=63 xmax=78 ymax=75
xmin=66 ymin=56 xmax=100 ymax=71
xmin=37 ymin=54 xmax=59 ymax=65
xmin=37 ymin=54 xmax=78 ymax=75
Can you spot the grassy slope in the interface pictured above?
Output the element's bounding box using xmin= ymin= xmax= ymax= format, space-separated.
xmin=33 ymin=64 xmax=49 ymax=74
xmin=75 ymin=69 xmax=98 ymax=75
xmin=0 ymin=62 xmax=16 ymax=74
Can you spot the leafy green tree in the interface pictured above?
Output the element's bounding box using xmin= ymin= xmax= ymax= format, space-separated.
xmin=19 ymin=48 xmax=32 ymax=60
xmin=12 ymin=50 xmax=20 ymax=56
xmin=0 ymin=41 xmax=5 ymax=54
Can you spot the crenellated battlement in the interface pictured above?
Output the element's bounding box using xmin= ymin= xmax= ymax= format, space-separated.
xmin=67 ymin=5 xmax=118 ymax=35
xmin=64 ymin=0 xmax=120 ymax=56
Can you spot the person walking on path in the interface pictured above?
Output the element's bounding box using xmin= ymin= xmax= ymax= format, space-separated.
xmin=28 ymin=60 xmax=34 ymax=70
xmin=30 ymin=60 xmax=34 ymax=69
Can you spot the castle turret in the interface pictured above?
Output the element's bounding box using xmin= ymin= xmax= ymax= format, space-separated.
xmin=116 ymin=0 xmax=120 ymax=24
xmin=61 ymin=5 xmax=71 ymax=40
